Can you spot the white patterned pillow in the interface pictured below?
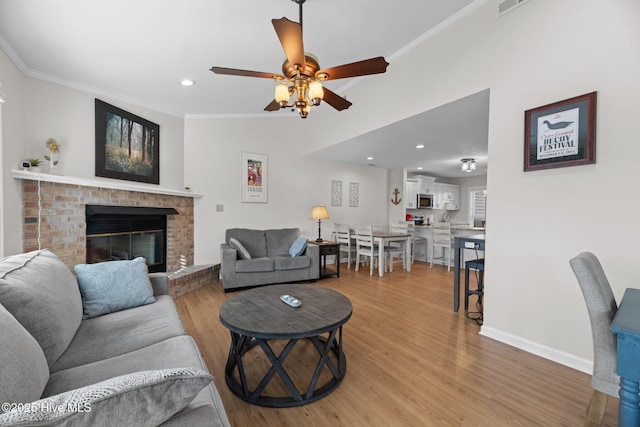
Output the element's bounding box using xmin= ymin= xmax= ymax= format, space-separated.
xmin=74 ymin=257 xmax=156 ymax=319
xmin=0 ymin=368 xmax=213 ymax=426
xmin=229 ymin=237 xmax=252 ymax=260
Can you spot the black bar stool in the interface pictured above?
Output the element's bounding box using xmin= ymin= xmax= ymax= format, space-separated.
xmin=464 ymin=258 xmax=484 ymax=311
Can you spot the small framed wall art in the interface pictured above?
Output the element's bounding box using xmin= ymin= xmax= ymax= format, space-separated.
xmin=349 ymin=182 xmax=359 ymax=207
xmin=524 ymin=91 xmax=596 ymax=172
xmin=241 ymin=152 xmax=268 ymax=203
xmin=331 ymin=180 xmax=342 ymax=206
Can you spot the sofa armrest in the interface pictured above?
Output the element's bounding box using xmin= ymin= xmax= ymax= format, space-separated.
xmin=220 ymin=243 xmax=238 ymax=288
xmin=149 ymin=273 xmax=170 ymax=296
xmin=305 ymin=243 xmax=320 ymax=280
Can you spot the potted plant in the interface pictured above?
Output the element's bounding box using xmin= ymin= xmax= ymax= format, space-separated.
xmin=26 ymin=158 xmax=42 ymax=172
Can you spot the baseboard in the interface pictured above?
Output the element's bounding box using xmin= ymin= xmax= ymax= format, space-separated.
xmin=480 ymin=325 xmax=592 ymax=375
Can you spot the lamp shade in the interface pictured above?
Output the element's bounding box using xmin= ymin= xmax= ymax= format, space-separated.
xmin=309 ymin=81 xmax=324 ymax=100
xmin=275 ymin=84 xmax=290 ymax=103
xmin=309 ymin=205 xmax=329 ymax=220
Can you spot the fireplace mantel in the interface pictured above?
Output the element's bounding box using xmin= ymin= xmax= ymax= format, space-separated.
xmin=12 ymin=169 xmax=203 ymax=198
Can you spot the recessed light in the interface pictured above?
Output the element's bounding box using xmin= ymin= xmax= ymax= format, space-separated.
xmin=417 ymin=167 xmax=423 ymax=170
xmin=180 ymin=79 xmax=195 ymax=87
xmin=366 ymin=156 xmax=374 ymax=160
xmin=416 ymin=144 xmax=425 ymax=149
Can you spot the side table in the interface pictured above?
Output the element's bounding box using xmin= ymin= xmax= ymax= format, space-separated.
xmin=309 ymin=240 xmax=340 ymax=279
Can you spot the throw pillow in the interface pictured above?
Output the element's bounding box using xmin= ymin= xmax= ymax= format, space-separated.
xmin=229 ymin=237 xmax=252 ymax=260
xmin=0 ymin=368 xmax=213 ymax=426
xmin=289 ymin=236 xmax=308 ymax=257
xmin=0 ymin=249 xmax=83 ymax=366
xmin=74 ymin=257 xmax=156 ymax=319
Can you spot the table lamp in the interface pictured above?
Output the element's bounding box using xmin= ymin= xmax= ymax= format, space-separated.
xmin=309 ymin=206 xmax=329 ymax=243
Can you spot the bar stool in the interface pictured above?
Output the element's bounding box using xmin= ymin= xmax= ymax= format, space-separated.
xmin=464 ymin=258 xmax=484 ymax=311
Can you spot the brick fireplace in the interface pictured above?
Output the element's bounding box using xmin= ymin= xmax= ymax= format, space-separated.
xmin=20 ymin=179 xmax=194 ymax=272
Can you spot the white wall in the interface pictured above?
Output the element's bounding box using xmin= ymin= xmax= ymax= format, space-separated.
xmin=0 ymin=56 xmax=187 ymax=255
xmin=480 ymin=0 xmax=640 ymax=369
xmin=387 ymin=168 xmax=406 ymax=224
xmin=22 ymin=78 xmax=186 ymax=188
xmin=0 ymin=47 xmax=26 ymax=256
xmin=183 ymin=117 xmax=389 ymax=265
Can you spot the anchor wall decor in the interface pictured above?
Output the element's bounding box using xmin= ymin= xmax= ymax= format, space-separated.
xmin=391 ymin=188 xmax=402 ymax=205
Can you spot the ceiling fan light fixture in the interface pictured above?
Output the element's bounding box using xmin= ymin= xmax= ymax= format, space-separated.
xmin=210 ymin=0 xmax=388 ymax=119
xmin=274 ymin=83 xmax=290 ymax=103
xmin=309 ymin=80 xmax=323 ymax=105
xmin=461 ymin=158 xmax=476 ymax=172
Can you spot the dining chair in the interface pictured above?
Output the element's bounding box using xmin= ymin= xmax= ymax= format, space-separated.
xmin=400 ymin=220 xmax=428 ymax=264
xmin=334 ymin=223 xmax=356 ymax=269
xmin=431 ymin=222 xmax=453 ymax=271
xmin=388 ymin=223 xmax=409 ymax=271
xmin=354 ymin=225 xmax=385 ymax=276
xmin=569 ymin=252 xmax=619 ymax=427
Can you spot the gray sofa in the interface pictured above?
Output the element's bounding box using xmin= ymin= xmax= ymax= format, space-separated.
xmin=0 ymin=249 xmax=230 ymax=427
xmin=221 ymin=228 xmax=319 ymax=291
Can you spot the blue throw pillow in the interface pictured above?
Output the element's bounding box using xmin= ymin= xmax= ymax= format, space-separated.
xmin=74 ymin=257 xmax=156 ymax=319
xmin=289 ymin=237 xmax=308 ymax=257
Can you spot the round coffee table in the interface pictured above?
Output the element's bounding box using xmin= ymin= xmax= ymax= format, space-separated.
xmin=219 ymin=284 xmax=352 ymax=407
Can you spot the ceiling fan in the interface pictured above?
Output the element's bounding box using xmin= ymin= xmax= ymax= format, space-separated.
xmin=210 ymin=0 xmax=389 ymax=118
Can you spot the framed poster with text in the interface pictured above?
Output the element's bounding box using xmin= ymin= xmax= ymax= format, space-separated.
xmin=241 ymin=152 xmax=268 ymax=203
xmin=524 ymin=92 xmax=596 ymax=172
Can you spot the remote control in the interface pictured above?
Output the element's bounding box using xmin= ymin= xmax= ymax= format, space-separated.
xmin=280 ymin=295 xmax=301 ymax=308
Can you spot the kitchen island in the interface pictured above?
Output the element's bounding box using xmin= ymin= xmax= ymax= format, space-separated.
xmin=412 ymin=224 xmax=485 ymax=265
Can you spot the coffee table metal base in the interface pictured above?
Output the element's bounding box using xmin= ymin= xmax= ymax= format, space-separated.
xmin=225 ymin=326 xmax=346 ymax=408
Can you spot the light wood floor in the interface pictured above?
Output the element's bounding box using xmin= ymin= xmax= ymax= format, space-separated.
xmin=175 ymin=262 xmax=618 ymax=426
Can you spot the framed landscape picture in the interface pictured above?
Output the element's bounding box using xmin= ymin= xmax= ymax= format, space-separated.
xmin=95 ymin=99 xmax=160 ymax=184
xmin=524 ymin=92 xmax=596 ymax=172
xmin=241 ymin=152 xmax=268 ymax=203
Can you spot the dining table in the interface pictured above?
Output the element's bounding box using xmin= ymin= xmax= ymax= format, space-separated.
xmin=452 ymin=234 xmax=485 ymax=312
xmin=332 ymin=230 xmax=412 ymax=277
xmin=371 ymin=231 xmax=412 ymax=277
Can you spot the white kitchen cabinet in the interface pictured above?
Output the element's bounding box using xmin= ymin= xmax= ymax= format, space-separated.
xmin=405 ymin=180 xmax=418 ymax=209
xmin=418 ymin=177 xmax=436 ymax=195
xmin=434 ymin=183 xmax=461 ymax=210
xmin=408 ymin=175 xmax=436 ymax=195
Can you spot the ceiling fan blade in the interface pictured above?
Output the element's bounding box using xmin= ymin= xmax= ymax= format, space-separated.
xmin=264 ymin=99 xmax=281 ymax=112
xmin=210 ymin=66 xmax=284 ymax=80
xmin=317 ymin=57 xmax=389 ymax=81
xmin=322 ymin=88 xmax=352 ymax=111
xmin=272 ymin=17 xmax=305 ymax=68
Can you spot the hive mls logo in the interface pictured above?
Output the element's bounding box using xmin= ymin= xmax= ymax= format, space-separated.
xmin=536 ymin=107 xmax=579 ymax=160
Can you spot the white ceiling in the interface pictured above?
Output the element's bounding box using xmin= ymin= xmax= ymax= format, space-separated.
xmin=0 ymin=0 xmax=488 ymax=177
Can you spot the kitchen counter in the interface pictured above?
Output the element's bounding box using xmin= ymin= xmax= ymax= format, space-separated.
xmin=410 ymin=224 xmax=485 ymax=264
xmin=414 ymin=224 xmax=485 ymax=232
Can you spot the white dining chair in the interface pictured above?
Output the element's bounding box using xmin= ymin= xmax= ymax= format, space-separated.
xmin=400 ymin=220 xmax=428 ymax=264
xmin=388 ymin=222 xmax=408 ymax=271
xmin=334 ymin=223 xmax=356 ymax=269
xmin=354 ymin=225 xmax=385 ymax=276
xmin=431 ymin=222 xmax=453 ymax=271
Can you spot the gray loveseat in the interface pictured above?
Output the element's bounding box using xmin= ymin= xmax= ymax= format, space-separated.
xmin=221 ymin=228 xmax=319 ymax=291
xmin=0 ymin=249 xmax=230 ymax=426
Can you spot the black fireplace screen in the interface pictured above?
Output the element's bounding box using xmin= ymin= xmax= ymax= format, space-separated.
xmin=85 ymin=205 xmax=178 ymax=273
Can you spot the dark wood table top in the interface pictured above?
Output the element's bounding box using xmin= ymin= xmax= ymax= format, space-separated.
xmin=219 ymin=284 xmax=352 ymax=339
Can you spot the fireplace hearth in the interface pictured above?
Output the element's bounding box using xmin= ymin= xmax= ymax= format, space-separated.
xmin=85 ymin=205 xmax=178 ymax=273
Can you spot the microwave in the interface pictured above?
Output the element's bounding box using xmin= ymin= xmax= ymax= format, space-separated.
xmin=417 ymin=193 xmax=434 ymax=209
